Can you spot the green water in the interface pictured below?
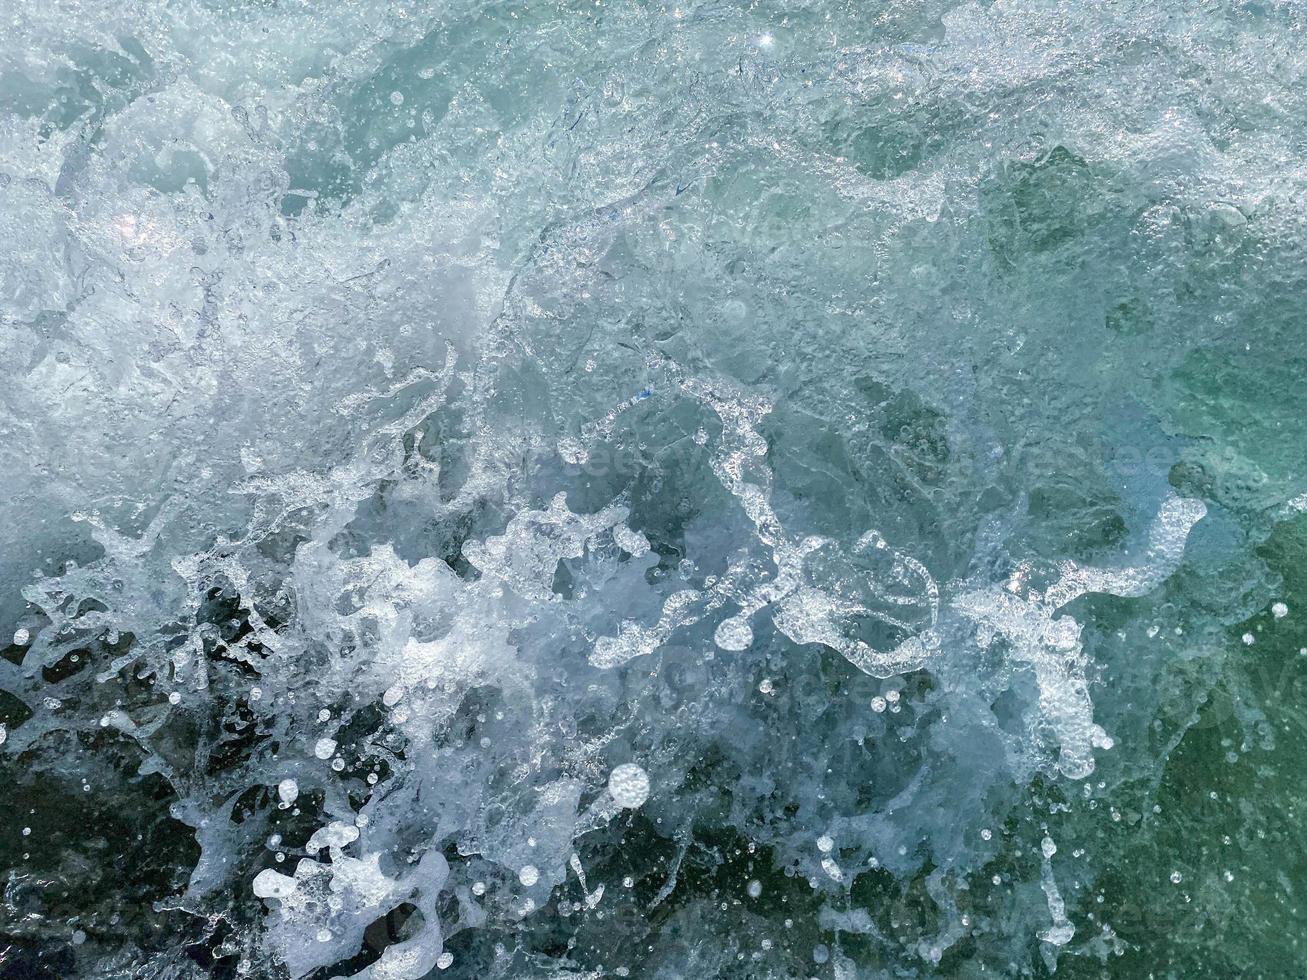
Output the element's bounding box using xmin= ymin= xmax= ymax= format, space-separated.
xmin=2 ymin=1 xmax=1307 ymax=977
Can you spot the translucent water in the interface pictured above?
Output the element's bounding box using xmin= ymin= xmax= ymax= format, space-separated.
xmin=2 ymin=1 xmax=1306 ymax=976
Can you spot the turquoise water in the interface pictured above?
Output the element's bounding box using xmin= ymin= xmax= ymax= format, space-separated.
xmin=2 ymin=1 xmax=1306 ymax=977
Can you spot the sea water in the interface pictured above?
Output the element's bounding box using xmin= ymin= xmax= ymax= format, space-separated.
xmin=2 ymin=1 xmax=1306 ymax=976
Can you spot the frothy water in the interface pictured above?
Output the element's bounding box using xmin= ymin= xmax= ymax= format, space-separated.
xmin=2 ymin=1 xmax=1305 ymax=976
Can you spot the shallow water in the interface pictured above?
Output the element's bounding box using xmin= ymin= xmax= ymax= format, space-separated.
xmin=2 ymin=1 xmax=1306 ymax=977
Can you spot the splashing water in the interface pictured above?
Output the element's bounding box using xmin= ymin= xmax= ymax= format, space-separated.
xmin=2 ymin=0 xmax=1306 ymax=977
